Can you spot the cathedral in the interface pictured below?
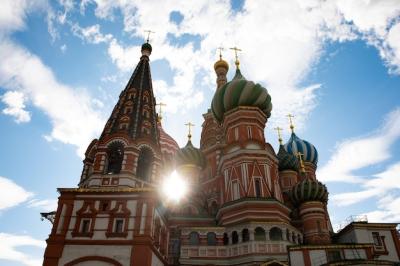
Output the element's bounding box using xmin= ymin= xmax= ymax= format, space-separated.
xmin=42 ymin=41 xmax=400 ymax=266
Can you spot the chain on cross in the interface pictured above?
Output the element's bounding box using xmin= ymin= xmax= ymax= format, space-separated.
xmin=156 ymin=102 xmax=166 ymax=121
xmin=230 ymin=46 xmax=242 ymax=68
xmin=287 ymin=114 xmax=295 ymax=133
xmin=185 ymin=122 xmax=195 ymax=141
xmin=144 ymin=30 xmax=155 ymax=43
xmin=274 ymin=127 xmax=283 ymax=145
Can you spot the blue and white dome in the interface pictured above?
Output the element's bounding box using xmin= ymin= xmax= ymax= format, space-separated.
xmin=283 ymin=133 xmax=318 ymax=166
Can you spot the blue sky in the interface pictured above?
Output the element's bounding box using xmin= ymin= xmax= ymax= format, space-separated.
xmin=0 ymin=0 xmax=400 ymax=265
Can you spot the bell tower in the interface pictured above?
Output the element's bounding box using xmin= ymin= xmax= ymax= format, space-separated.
xmin=79 ymin=41 xmax=163 ymax=189
xmin=43 ymin=41 xmax=170 ymax=266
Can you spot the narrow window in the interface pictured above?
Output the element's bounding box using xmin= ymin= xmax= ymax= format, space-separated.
xmin=232 ymin=231 xmax=238 ymax=244
xmin=234 ymin=127 xmax=239 ymax=141
xmin=270 ymin=227 xmax=283 ymax=241
xmin=317 ymin=220 xmax=322 ymax=233
xmin=136 ymin=147 xmax=154 ymax=181
xmin=242 ymin=229 xmax=249 ymax=242
xmin=254 ymin=227 xmax=266 ymax=241
xmin=189 ymin=232 xmax=200 ymax=245
xmin=232 ymin=181 xmax=240 ymax=200
xmin=255 ymin=179 xmax=261 ymax=197
xmin=372 ymin=232 xmax=381 ymax=246
xmin=207 ymin=232 xmax=217 ymax=245
xmin=101 ymin=202 xmax=108 ymax=212
xmin=124 ymin=107 xmax=132 ymax=114
xmin=115 ymin=219 xmax=124 ymax=233
xmin=81 ymin=219 xmax=90 ymax=233
xmin=223 ymin=233 xmax=229 ymax=245
xmin=106 ymin=142 xmax=124 ymax=174
xmin=247 ymin=126 xmax=252 ymax=139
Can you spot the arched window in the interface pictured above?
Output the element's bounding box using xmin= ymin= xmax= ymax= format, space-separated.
xmin=232 ymin=231 xmax=239 ymax=244
xmin=292 ymin=232 xmax=296 ymax=243
xmin=106 ymin=142 xmax=124 ymax=174
xmin=297 ymin=234 xmax=301 ymax=244
xmin=136 ymin=147 xmax=153 ymax=181
xmin=189 ymin=232 xmax=199 ymax=245
xmin=223 ymin=233 xmax=229 ymax=245
xmin=254 ymin=227 xmax=266 ymax=241
xmin=242 ymin=229 xmax=249 ymax=242
xmin=286 ymin=229 xmax=290 ymax=241
xmin=207 ymin=232 xmax=217 ymax=245
xmin=270 ymin=227 xmax=283 ymax=241
xmin=210 ymin=201 xmax=218 ymax=216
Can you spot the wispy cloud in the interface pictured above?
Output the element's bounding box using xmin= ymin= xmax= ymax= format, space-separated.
xmin=0 ymin=176 xmax=33 ymax=211
xmin=318 ymin=108 xmax=400 ymax=183
xmin=27 ymin=198 xmax=57 ymax=211
xmin=0 ymin=232 xmax=45 ymax=266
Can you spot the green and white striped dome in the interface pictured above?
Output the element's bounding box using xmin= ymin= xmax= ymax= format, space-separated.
xmin=211 ymin=69 xmax=272 ymax=122
xmin=290 ymin=179 xmax=328 ymax=205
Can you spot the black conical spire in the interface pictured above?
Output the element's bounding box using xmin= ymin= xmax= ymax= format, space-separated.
xmin=101 ymin=43 xmax=159 ymax=145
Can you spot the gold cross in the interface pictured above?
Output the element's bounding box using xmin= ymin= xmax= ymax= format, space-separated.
xmin=217 ymin=47 xmax=224 ymax=60
xmin=230 ymin=46 xmax=242 ymax=69
xmin=286 ymin=114 xmax=295 ymax=133
xmin=296 ymin=152 xmax=306 ymax=173
xmin=156 ymin=102 xmax=166 ymax=121
xmin=185 ymin=122 xmax=195 ymax=141
xmin=144 ymin=30 xmax=155 ymax=43
xmin=274 ymin=127 xmax=283 ymax=145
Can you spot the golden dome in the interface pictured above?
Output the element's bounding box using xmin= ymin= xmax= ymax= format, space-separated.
xmin=214 ymin=59 xmax=229 ymax=71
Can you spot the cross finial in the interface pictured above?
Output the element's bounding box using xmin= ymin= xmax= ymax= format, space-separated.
xmin=296 ymin=152 xmax=306 ymax=173
xmin=185 ymin=122 xmax=195 ymax=141
xmin=144 ymin=30 xmax=155 ymax=43
xmin=287 ymin=114 xmax=295 ymax=133
xmin=274 ymin=127 xmax=283 ymax=145
xmin=217 ymin=47 xmax=224 ymax=60
xmin=230 ymin=46 xmax=242 ymax=69
xmin=156 ymin=102 xmax=166 ymax=122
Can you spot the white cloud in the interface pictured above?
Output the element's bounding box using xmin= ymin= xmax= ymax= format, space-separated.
xmin=0 ymin=176 xmax=33 ymax=210
xmin=0 ymin=40 xmax=105 ymax=155
xmin=27 ymin=198 xmax=57 ymax=211
xmin=0 ymin=0 xmax=31 ymax=33
xmin=318 ymin=108 xmax=400 ymax=183
xmin=71 ymin=23 xmax=113 ymax=44
xmin=0 ymin=232 xmax=45 ymax=266
xmin=1 ymin=90 xmax=31 ymax=123
xmin=84 ymin=0 xmax=400 ymax=131
xmin=332 ymin=162 xmax=400 ymax=206
xmin=362 ymin=194 xmax=400 ymax=223
xmin=60 ymin=44 xmax=67 ymax=53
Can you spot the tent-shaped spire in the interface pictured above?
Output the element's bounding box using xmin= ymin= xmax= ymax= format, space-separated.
xmin=100 ymin=43 xmax=159 ymax=145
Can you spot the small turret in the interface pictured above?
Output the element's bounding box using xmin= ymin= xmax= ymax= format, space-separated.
xmin=214 ymin=47 xmax=229 ymax=88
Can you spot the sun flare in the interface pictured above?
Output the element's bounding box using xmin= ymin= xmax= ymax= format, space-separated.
xmin=162 ymin=170 xmax=187 ymax=202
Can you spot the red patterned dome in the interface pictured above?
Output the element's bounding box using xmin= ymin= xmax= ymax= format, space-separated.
xmin=157 ymin=121 xmax=179 ymax=156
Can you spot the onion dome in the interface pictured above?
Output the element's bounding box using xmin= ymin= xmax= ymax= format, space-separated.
xmin=283 ymin=133 xmax=318 ymax=166
xmin=141 ymin=42 xmax=152 ymax=54
xmin=214 ymin=58 xmax=229 ymax=71
xmin=290 ymin=179 xmax=328 ymax=205
xmin=175 ymin=140 xmax=206 ymax=169
xmin=211 ymin=69 xmax=272 ymax=122
xmin=277 ymin=145 xmax=299 ymax=171
xmin=157 ymin=122 xmax=179 ymax=155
